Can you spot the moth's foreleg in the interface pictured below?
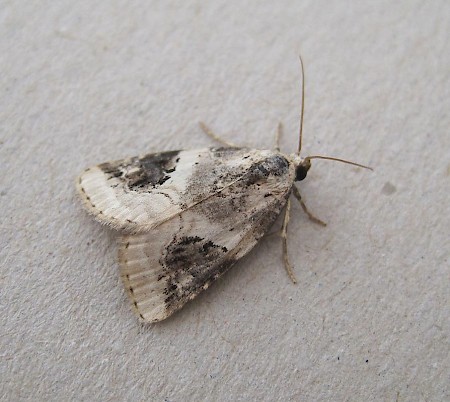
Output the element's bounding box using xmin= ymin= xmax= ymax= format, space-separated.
xmin=292 ymin=186 xmax=327 ymax=227
xmin=281 ymin=198 xmax=297 ymax=284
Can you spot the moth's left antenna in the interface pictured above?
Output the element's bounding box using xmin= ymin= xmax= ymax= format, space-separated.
xmin=297 ymin=54 xmax=305 ymax=155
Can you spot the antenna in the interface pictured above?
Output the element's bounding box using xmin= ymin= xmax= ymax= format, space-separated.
xmin=305 ymin=155 xmax=373 ymax=171
xmin=297 ymin=54 xmax=305 ymax=155
xmin=295 ymin=56 xmax=373 ymax=172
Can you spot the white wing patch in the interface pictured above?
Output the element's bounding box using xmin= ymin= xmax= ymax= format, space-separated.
xmin=118 ymin=164 xmax=295 ymax=322
xmin=76 ymin=148 xmax=280 ymax=233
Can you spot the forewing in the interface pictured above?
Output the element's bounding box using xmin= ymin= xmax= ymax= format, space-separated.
xmin=77 ymin=147 xmax=275 ymax=232
xmin=118 ymin=154 xmax=295 ymax=322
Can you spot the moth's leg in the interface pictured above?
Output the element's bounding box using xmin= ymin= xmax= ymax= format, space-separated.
xmin=275 ymin=122 xmax=283 ymax=151
xmin=292 ymin=185 xmax=327 ymax=227
xmin=199 ymin=122 xmax=239 ymax=148
xmin=281 ymin=198 xmax=297 ymax=284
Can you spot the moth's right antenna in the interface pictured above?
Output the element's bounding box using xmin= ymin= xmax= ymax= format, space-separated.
xmin=297 ymin=54 xmax=305 ymax=155
xmin=305 ymin=155 xmax=373 ymax=171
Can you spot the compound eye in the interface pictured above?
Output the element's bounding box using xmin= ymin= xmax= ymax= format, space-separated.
xmin=295 ymin=165 xmax=308 ymax=181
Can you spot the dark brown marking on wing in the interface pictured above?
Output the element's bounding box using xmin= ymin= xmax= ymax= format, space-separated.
xmin=161 ymin=235 xmax=234 ymax=309
xmin=98 ymin=150 xmax=181 ymax=192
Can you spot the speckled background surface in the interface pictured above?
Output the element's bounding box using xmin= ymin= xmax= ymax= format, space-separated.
xmin=1 ymin=1 xmax=449 ymax=401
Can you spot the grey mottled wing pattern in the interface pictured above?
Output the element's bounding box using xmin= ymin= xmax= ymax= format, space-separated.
xmin=118 ymin=152 xmax=296 ymax=322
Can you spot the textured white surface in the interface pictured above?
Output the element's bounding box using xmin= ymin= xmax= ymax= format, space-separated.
xmin=1 ymin=1 xmax=449 ymax=401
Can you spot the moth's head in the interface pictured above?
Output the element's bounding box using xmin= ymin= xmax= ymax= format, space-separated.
xmin=294 ymin=157 xmax=311 ymax=182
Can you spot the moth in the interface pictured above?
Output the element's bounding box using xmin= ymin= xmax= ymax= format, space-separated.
xmin=76 ymin=58 xmax=371 ymax=323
